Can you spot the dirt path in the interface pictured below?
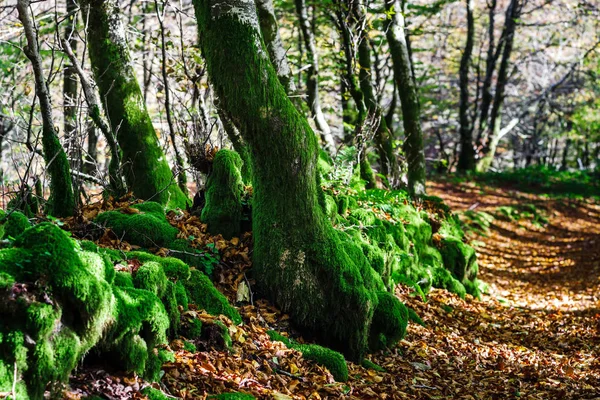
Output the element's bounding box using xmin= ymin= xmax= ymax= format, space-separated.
xmin=381 ymin=181 xmax=600 ymax=399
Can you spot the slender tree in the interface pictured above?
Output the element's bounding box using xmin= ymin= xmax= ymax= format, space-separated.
xmin=255 ymin=0 xmax=296 ymax=94
xmin=295 ymin=0 xmax=336 ymax=153
xmin=63 ymin=0 xmax=78 ymax=159
xmin=384 ymin=0 xmax=427 ymax=196
xmin=194 ymin=0 xmax=406 ymax=360
xmin=477 ymin=0 xmax=522 ymax=172
xmin=457 ymin=0 xmax=476 ymax=172
xmin=83 ymin=0 xmax=189 ymax=207
xmin=17 ymin=0 xmax=75 ymax=217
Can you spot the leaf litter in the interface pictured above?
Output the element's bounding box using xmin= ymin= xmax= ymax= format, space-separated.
xmin=62 ymin=182 xmax=599 ymax=399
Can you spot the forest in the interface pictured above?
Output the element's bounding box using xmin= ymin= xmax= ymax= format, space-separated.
xmin=0 ymin=0 xmax=598 ymax=398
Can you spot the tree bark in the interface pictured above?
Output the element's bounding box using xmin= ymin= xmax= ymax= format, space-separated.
xmin=295 ymin=0 xmax=336 ymax=153
xmin=63 ymin=0 xmax=79 ymax=160
xmin=84 ymin=0 xmax=188 ymax=207
xmin=255 ymin=0 xmax=295 ymax=94
xmin=384 ymin=0 xmax=427 ymax=196
xmin=476 ymin=0 xmax=497 ymax=145
xmin=476 ymin=0 xmax=521 ymax=172
xmin=194 ymin=0 xmax=406 ymax=360
xmin=17 ymin=0 xmax=75 ymax=217
xmin=457 ymin=0 xmax=476 ymax=172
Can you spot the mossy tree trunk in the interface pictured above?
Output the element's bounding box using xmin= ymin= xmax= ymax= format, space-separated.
xmin=255 ymin=0 xmax=295 ymax=94
xmin=17 ymin=0 xmax=75 ymax=217
xmin=384 ymin=0 xmax=426 ymax=197
xmin=457 ymin=0 xmax=476 ymax=172
xmin=194 ymin=0 xmax=405 ymax=360
xmin=84 ymin=0 xmax=188 ymax=208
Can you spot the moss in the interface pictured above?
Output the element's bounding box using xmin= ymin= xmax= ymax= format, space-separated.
xmin=361 ymin=243 xmax=385 ymax=275
xmin=184 ymin=269 xmax=241 ymax=325
xmin=407 ymin=307 xmax=425 ymax=327
xmin=114 ymin=271 xmax=134 ymax=288
xmin=174 ymin=281 xmax=189 ymax=310
xmin=361 ymin=358 xmax=386 ymax=372
xmin=141 ymin=386 xmax=170 ymax=400
xmin=134 ymin=262 xmax=168 ymax=297
xmin=132 ymin=202 xmax=166 ymax=214
xmin=368 ymin=291 xmax=408 ymax=352
xmin=183 ymin=341 xmax=197 ymax=352
xmin=267 ymin=330 xmax=348 ymax=382
xmin=432 ymin=266 xmax=466 ymax=299
xmin=161 ymin=281 xmax=180 ymax=337
xmin=182 ymin=318 xmax=202 ymax=339
xmin=95 ymin=207 xmax=178 ymax=248
xmin=214 ymin=320 xmax=232 ymax=350
xmin=1 ymin=211 xmax=32 ymax=240
xmin=201 ymin=150 xmax=244 ymax=239
xmin=208 ymin=393 xmax=256 ymax=400
xmin=324 ymin=194 xmax=338 ymax=221
xmin=438 ymin=237 xmax=477 ymax=283
xmin=127 ymin=251 xmax=190 ymax=281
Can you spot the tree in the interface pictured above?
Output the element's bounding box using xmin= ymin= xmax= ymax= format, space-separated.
xmin=83 ymin=0 xmax=189 ymax=207
xmin=295 ymin=0 xmax=336 ymax=153
xmin=384 ymin=0 xmax=427 ymax=196
xmin=16 ymin=0 xmax=75 ymax=217
xmin=193 ymin=0 xmax=406 ymax=360
xmin=457 ymin=0 xmax=476 ymax=172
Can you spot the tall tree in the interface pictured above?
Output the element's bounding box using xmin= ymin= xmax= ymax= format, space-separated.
xmin=83 ymin=0 xmax=189 ymax=207
xmin=477 ymin=0 xmax=522 ymax=172
xmin=384 ymin=0 xmax=427 ymax=196
xmin=457 ymin=0 xmax=476 ymax=172
xmin=17 ymin=0 xmax=75 ymax=217
xmin=63 ymin=0 xmax=78 ymax=159
xmin=295 ymin=0 xmax=336 ymax=153
xmin=194 ymin=0 xmax=406 ymax=360
xmin=255 ymin=0 xmax=296 ymax=94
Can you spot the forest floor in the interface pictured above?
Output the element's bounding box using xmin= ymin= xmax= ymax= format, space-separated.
xmin=66 ymin=181 xmax=600 ymax=400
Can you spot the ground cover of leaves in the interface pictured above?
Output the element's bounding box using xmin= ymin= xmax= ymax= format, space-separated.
xmin=59 ymin=181 xmax=600 ymax=400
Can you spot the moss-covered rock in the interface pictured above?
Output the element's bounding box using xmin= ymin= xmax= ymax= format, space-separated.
xmin=368 ymin=291 xmax=408 ymax=351
xmin=201 ymin=150 xmax=244 ymax=240
xmin=184 ymin=269 xmax=242 ymax=325
xmin=267 ymin=330 xmax=349 ymax=382
xmin=0 ymin=210 xmax=32 ymax=240
xmin=95 ymin=202 xmax=178 ymax=248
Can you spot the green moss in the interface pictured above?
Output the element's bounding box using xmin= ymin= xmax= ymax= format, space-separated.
xmin=361 ymin=358 xmax=386 ymax=372
xmin=432 ymin=267 xmax=466 ymax=299
xmin=267 ymin=330 xmax=348 ymax=382
xmin=184 ymin=269 xmax=241 ymax=324
xmin=114 ymin=271 xmax=134 ymax=288
xmin=438 ymin=238 xmax=477 ymax=283
xmin=201 ymin=150 xmax=244 ymax=239
xmin=183 ymin=341 xmax=197 ymax=352
xmin=95 ymin=207 xmax=178 ymax=248
xmin=141 ymin=386 xmax=170 ymax=400
xmin=161 ymin=281 xmax=180 ymax=336
xmin=127 ymin=251 xmax=190 ymax=281
xmin=1 ymin=211 xmax=32 ymax=240
xmin=25 ymin=303 xmax=60 ymax=339
xmin=134 ymin=262 xmax=168 ymax=297
xmin=208 ymin=393 xmax=256 ymax=400
xmin=174 ymin=281 xmax=189 ymax=310
xmin=368 ymin=291 xmax=408 ymax=352
xmin=182 ymin=318 xmax=202 ymax=339
xmin=407 ymin=307 xmax=425 ymax=327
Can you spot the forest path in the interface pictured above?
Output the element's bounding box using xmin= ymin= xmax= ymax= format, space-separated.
xmin=385 ymin=181 xmax=600 ymax=399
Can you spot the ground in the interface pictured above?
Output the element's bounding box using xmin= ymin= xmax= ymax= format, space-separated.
xmin=62 ymin=180 xmax=599 ymax=399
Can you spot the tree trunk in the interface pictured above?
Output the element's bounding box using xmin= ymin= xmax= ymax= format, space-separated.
xmin=194 ymin=0 xmax=406 ymax=360
xmin=63 ymin=0 xmax=78 ymax=161
xmin=255 ymin=0 xmax=296 ymax=94
xmin=155 ymin=0 xmax=188 ymax=195
xmin=476 ymin=0 xmax=497 ymax=144
xmin=84 ymin=0 xmax=188 ymax=208
xmin=476 ymin=0 xmax=521 ymax=172
xmin=355 ymin=5 xmax=399 ymax=187
xmin=17 ymin=0 xmax=75 ymax=217
xmin=457 ymin=0 xmax=476 ymax=172
xmin=295 ymin=0 xmax=336 ymax=153
xmin=384 ymin=0 xmax=427 ymax=196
